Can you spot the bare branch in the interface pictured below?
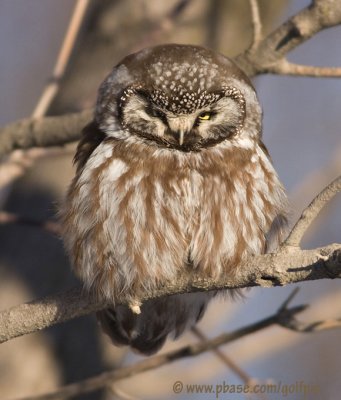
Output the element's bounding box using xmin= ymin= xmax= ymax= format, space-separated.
xmin=191 ymin=326 xmax=253 ymax=383
xmin=283 ymin=176 xmax=341 ymax=247
xmin=0 ymin=109 xmax=92 ymax=156
xmin=1 ymin=243 xmax=340 ymax=345
xmin=290 ymin=142 xmax=341 ymax=219
xmin=280 ymin=315 xmax=341 ymax=333
xmin=248 ymin=0 xmax=263 ymax=50
xmin=267 ymin=59 xmax=341 ymax=77
xmin=0 ymin=287 xmax=105 ymax=345
xmin=32 ymin=0 xmax=90 ymax=118
xmin=8 ymin=298 xmax=307 ymax=400
xmin=235 ymin=0 xmax=341 ymax=77
xmin=190 ymin=326 xmax=269 ymax=400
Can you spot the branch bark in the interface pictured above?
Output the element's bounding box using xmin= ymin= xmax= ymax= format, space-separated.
xmin=0 ymin=109 xmax=92 ymax=156
xmin=248 ymin=0 xmax=262 ymax=50
xmin=1 ymin=243 xmax=340 ymax=345
xmin=235 ymin=0 xmax=341 ymax=77
xmin=284 ymin=175 xmax=341 ymax=247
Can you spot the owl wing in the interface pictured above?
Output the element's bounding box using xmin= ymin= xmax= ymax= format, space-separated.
xmin=74 ymin=120 xmax=106 ymax=173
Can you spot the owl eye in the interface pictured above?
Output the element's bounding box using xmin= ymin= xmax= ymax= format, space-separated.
xmin=198 ymin=112 xmax=212 ymax=121
xmin=146 ymin=106 xmax=167 ymax=121
xmin=194 ymin=111 xmax=215 ymax=127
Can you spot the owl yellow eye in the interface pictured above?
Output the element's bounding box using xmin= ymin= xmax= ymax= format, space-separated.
xmin=198 ymin=112 xmax=211 ymax=121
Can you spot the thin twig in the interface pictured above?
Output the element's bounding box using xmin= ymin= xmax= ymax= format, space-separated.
xmin=290 ymin=142 xmax=341 ymax=218
xmin=248 ymin=0 xmax=262 ymax=50
xmin=277 ymin=287 xmax=300 ymax=313
xmin=8 ymin=297 xmax=307 ymax=400
xmin=32 ymin=0 xmax=90 ymax=118
xmin=279 ymin=316 xmax=341 ymax=333
xmin=191 ymin=326 xmax=252 ymax=383
xmin=283 ymin=175 xmax=341 ymax=247
xmin=268 ymin=59 xmax=341 ymax=77
xmin=190 ymin=327 xmax=269 ymax=400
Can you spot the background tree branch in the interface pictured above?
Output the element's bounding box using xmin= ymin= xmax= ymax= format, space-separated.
xmin=0 ymin=109 xmax=92 ymax=157
xmin=8 ymin=290 xmax=306 ymax=400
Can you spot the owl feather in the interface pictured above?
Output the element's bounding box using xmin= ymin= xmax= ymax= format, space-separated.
xmin=61 ymin=44 xmax=288 ymax=355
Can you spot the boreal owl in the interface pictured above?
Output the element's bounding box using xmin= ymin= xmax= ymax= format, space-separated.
xmin=62 ymin=44 xmax=288 ymax=355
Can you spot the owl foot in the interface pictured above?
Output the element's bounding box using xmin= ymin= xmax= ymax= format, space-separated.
xmin=129 ymin=300 xmax=142 ymax=314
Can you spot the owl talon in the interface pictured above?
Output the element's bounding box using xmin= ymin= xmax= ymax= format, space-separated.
xmin=129 ymin=301 xmax=142 ymax=314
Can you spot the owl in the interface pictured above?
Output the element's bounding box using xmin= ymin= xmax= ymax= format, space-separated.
xmin=62 ymin=44 xmax=288 ymax=355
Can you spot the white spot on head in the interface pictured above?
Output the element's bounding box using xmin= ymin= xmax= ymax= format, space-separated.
xmin=114 ymin=64 xmax=132 ymax=87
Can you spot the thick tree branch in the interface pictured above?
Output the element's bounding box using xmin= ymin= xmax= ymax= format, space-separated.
xmin=1 ymin=243 xmax=340 ymax=345
xmin=8 ymin=294 xmax=309 ymax=400
xmin=235 ymin=0 xmax=341 ymax=76
xmin=0 ymin=109 xmax=92 ymax=156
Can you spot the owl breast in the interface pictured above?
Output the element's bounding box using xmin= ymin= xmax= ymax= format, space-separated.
xmin=63 ymin=137 xmax=285 ymax=303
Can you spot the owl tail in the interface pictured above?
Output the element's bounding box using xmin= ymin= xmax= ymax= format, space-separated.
xmin=96 ymin=292 xmax=214 ymax=355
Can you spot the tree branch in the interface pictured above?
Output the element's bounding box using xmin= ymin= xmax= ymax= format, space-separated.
xmin=8 ymin=293 xmax=309 ymax=400
xmin=1 ymin=243 xmax=340 ymax=345
xmin=0 ymin=109 xmax=92 ymax=156
xmin=235 ymin=0 xmax=341 ymax=76
xmin=248 ymin=0 xmax=263 ymax=50
xmin=32 ymin=0 xmax=90 ymax=118
xmin=284 ymin=175 xmax=341 ymax=247
xmin=191 ymin=326 xmax=255 ymax=384
xmin=267 ymin=59 xmax=341 ymax=77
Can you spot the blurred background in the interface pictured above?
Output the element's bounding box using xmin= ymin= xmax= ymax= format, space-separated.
xmin=0 ymin=0 xmax=340 ymax=399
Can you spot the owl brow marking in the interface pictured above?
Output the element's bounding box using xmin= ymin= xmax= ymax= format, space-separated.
xmin=222 ymin=86 xmax=246 ymax=133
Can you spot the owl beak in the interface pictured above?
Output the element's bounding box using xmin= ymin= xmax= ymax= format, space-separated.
xmin=167 ymin=116 xmax=193 ymax=146
xmin=179 ymin=130 xmax=185 ymax=146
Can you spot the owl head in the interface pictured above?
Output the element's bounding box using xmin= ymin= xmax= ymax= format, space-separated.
xmin=96 ymin=44 xmax=262 ymax=152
